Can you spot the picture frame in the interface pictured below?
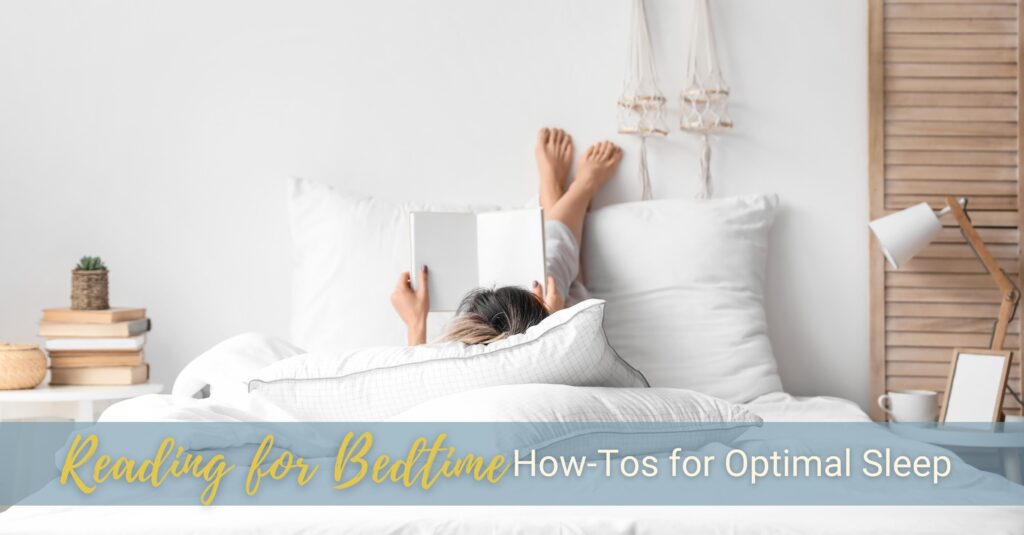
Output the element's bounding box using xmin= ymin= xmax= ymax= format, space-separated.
xmin=940 ymin=348 xmax=1013 ymax=423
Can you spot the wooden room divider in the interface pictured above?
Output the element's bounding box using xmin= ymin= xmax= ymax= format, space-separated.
xmin=868 ymin=0 xmax=1023 ymax=420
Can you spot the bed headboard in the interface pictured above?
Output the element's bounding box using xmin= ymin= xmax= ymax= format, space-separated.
xmin=867 ymin=0 xmax=1023 ymax=420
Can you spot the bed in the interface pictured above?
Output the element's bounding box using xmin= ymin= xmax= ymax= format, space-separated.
xmin=3 ymin=185 xmax=1022 ymax=532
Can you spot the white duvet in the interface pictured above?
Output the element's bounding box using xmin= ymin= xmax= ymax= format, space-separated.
xmin=2 ymin=334 xmax=1022 ymax=534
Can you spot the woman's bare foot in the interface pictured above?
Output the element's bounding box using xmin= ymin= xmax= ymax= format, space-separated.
xmin=546 ymin=140 xmax=623 ymax=245
xmin=571 ymin=140 xmax=622 ymax=196
xmin=535 ymin=128 xmax=573 ymax=213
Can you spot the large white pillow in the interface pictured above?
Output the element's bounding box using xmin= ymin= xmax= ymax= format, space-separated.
xmin=249 ymin=300 xmax=648 ymax=420
xmin=390 ymin=384 xmax=761 ymax=456
xmin=582 ymin=195 xmax=782 ymax=403
xmin=287 ymin=177 xmax=496 ymax=353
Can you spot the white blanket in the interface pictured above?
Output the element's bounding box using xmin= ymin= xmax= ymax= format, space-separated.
xmin=2 ymin=334 xmax=1021 ymax=534
xmin=745 ymin=392 xmax=872 ymax=422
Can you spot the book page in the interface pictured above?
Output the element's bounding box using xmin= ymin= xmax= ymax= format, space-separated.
xmin=475 ymin=208 xmax=546 ymax=293
xmin=410 ymin=212 xmax=479 ymax=311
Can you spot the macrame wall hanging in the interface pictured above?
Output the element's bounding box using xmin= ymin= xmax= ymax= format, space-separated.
xmin=680 ymin=0 xmax=732 ymax=199
xmin=617 ymin=0 xmax=667 ymax=201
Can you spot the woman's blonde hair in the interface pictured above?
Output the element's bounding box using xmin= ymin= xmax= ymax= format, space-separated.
xmin=442 ymin=287 xmax=549 ymax=345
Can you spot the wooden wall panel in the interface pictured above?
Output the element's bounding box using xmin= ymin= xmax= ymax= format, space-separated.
xmin=868 ymin=0 xmax=1023 ymax=420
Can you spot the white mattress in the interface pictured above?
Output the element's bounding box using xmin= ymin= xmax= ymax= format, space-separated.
xmin=3 ymin=393 xmax=1021 ymax=534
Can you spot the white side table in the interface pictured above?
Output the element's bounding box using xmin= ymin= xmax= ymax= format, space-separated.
xmin=893 ymin=425 xmax=1024 ymax=485
xmin=0 ymin=383 xmax=163 ymax=422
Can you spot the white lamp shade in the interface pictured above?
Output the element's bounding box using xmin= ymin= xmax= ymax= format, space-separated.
xmin=868 ymin=202 xmax=942 ymax=269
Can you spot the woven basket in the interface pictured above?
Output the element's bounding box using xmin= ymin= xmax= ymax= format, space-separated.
xmin=0 ymin=343 xmax=46 ymax=390
xmin=71 ymin=269 xmax=109 ymax=310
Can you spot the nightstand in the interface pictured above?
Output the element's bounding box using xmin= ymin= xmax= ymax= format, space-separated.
xmin=893 ymin=425 xmax=1024 ymax=485
xmin=0 ymin=383 xmax=163 ymax=422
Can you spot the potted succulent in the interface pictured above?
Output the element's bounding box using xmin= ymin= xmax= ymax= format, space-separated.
xmin=71 ymin=256 xmax=109 ymax=310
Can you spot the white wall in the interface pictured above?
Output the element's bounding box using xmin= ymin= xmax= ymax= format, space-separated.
xmin=0 ymin=0 xmax=869 ymax=407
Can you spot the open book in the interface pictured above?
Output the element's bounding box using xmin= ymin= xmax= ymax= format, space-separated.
xmin=410 ymin=208 xmax=546 ymax=311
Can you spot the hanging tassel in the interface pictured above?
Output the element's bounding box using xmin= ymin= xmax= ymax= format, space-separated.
xmin=696 ymin=133 xmax=712 ymax=199
xmin=639 ymin=136 xmax=653 ymax=200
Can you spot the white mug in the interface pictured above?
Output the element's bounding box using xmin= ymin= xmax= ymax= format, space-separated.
xmin=878 ymin=390 xmax=938 ymax=422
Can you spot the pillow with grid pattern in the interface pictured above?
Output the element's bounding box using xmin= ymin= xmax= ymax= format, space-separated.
xmin=248 ymin=299 xmax=648 ymax=420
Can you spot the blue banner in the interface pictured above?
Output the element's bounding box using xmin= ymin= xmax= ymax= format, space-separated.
xmin=1 ymin=422 xmax=1021 ymax=506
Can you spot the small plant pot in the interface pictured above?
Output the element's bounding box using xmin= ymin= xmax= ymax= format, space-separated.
xmin=71 ymin=269 xmax=109 ymax=310
xmin=0 ymin=343 xmax=46 ymax=390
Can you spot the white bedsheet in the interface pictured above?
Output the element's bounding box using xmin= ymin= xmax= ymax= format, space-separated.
xmin=745 ymin=391 xmax=872 ymax=422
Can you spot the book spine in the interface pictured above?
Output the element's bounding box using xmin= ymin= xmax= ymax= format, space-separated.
xmin=38 ymin=318 xmax=150 ymax=338
xmin=50 ymin=359 xmax=143 ymax=368
xmin=48 ymin=350 xmax=144 ymax=358
xmin=43 ymin=338 xmax=145 ymax=351
xmin=41 ymin=309 xmax=146 ymax=324
xmin=49 ymin=364 xmax=147 ymax=385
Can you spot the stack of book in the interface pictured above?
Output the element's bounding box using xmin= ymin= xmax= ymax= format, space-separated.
xmin=39 ymin=307 xmax=150 ymax=385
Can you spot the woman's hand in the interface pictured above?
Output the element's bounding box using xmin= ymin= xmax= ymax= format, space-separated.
xmin=391 ymin=267 xmax=430 ymax=346
xmin=533 ymin=275 xmax=564 ymax=313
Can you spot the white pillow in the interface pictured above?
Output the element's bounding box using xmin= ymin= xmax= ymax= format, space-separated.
xmin=582 ymin=195 xmax=782 ymax=403
xmin=171 ymin=332 xmax=305 ymax=399
xmin=390 ymin=384 xmax=762 ymax=455
xmin=249 ymin=300 xmax=648 ymax=420
xmin=287 ymin=177 xmax=496 ymax=353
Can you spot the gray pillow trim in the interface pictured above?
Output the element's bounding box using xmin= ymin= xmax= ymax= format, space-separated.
xmin=600 ymin=308 xmax=648 ymax=387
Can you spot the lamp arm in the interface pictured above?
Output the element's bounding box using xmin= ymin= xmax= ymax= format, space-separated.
xmin=945 ymin=196 xmax=1021 ymax=350
xmin=992 ymin=293 xmax=1020 ymax=351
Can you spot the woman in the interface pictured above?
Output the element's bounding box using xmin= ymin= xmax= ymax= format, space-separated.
xmin=391 ymin=128 xmax=622 ymax=345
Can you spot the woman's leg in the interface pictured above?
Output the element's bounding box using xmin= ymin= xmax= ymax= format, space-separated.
xmin=535 ymin=128 xmax=573 ymax=215
xmin=546 ymin=140 xmax=622 ymax=244
xmin=535 ymin=133 xmax=622 ymax=301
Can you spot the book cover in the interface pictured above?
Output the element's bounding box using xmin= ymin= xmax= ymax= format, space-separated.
xmin=49 ymin=364 xmax=149 ymax=385
xmin=410 ymin=208 xmax=546 ymax=311
xmin=39 ymin=318 xmax=150 ymax=338
xmin=44 ymin=335 xmax=146 ymax=352
xmin=42 ymin=307 xmax=146 ymax=324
